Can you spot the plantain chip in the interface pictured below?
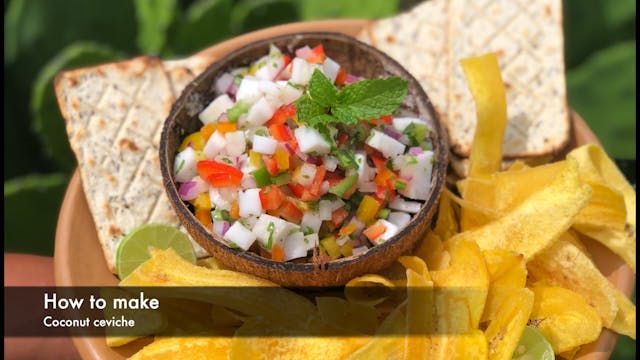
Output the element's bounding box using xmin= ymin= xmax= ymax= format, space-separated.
xmin=433 ymin=189 xmax=460 ymax=241
xmin=460 ymin=53 xmax=507 ymax=178
xmin=529 ymin=285 xmax=602 ymax=353
xmin=453 ymin=159 xmax=591 ymax=260
xmin=451 ymin=330 xmax=489 ymax=360
xmin=346 ymin=303 xmax=407 ymax=360
xmin=345 ymin=274 xmax=398 ymax=306
xmin=120 ymin=248 xmax=318 ymax=328
xmin=196 ymin=257 xmax=226 ymax=270
xmin=573 ymin=224 xmax=636 ymax=274
xmin=430 ymin=238 xmax=489 ymax=332
xmin=129 ymin=337 xmax=231 ymax=360
xmin=527 ymin=232 xmax=618 ymax=327
xmin=100 ymin=288 xmax=167 ymax=348
xmin=484 ymin=287 xmax=534 ymax=360
xmin=481 ymin=250 xmax=527 ymax=323
xmin=609 ymin=289 xmax=636 ymax=340
xmin=316 ymin=297 xmax=379 ymax=335
xmin=574 ymin=181 xmax=627 ymax=231
xmin=403 ymin=259 xmax=434 ymax=360
xmin=414 ymin=232 xmax=450 ymax=272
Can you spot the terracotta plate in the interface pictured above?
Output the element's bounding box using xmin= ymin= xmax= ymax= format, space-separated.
xmin=54 ymin=19 xmax=635 ymax=360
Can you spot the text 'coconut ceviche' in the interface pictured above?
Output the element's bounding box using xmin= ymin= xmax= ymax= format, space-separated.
xmin=173 ymin=43 xmax=435 ymax=262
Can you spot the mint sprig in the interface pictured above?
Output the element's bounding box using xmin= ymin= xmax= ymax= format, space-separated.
xmin=295 ymin=69 xmax=408 ymax=126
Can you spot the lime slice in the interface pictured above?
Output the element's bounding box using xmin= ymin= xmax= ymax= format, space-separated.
xmin=512 ymin=325 xmax=555 ymax=360
xmin=116 ymin=224 xmax=196 ymax=279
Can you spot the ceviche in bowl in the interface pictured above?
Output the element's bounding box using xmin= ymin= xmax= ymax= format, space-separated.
xmin=160 ymin=32 xmax=447 ymax=287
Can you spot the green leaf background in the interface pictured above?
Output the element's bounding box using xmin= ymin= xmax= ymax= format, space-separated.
xmin=3 ymin=0 xmax=635 ymax=357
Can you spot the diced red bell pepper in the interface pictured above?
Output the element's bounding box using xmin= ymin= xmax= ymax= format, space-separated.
xmin=363 ymin=221 xmax=387 ymax=243
xmin=374 ymin=185 xmax=395 ymax=205
xmin=277 ymin=200 xmax=303 ymax=224
xmin=266 ymin=104 xmax=297 ymax=126
xmin=198 ymin=160 xmax=243 ymax=187
xmin=259 ymin=185 xmax=286 ymax=211
xmin=262 ymin=155 xmax=279 ymax=176
xmin=269 ymin=124 xmax=293 ymax=142
xmin=282 ymin=54 xmax=292 ymax=67
xmin=335 ymin=68 xmax=347 ymax=86
xmin=306 ymin=45 xmax=325 ymax=63
xmin=330 ymin=208 xmax=349 ymax=228
xmin=288 ymin=183 xmax=305 ymax=198
xmin=374 ymin=167 xmax=397 ymax=186
xmin=337 ymin=133 xmax=349 ymax=148
xmin=370 ymin=154 xmax=387 ymax=172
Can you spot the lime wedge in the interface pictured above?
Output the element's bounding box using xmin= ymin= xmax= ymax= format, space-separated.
xmin=116 ymin=224 xmax=196 ymax=280
xmin=512 ymin=325 xmax=555 ymax=360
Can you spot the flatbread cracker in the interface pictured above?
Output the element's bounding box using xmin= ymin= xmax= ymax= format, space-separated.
xmin=358 ymin=0 xmax=569 ymax=160
xmin=55 ymin=56 xmax=209 ymax=272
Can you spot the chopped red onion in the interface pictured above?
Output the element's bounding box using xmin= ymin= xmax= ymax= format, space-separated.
xmin=213 ymin=220 xmax=230 ymax=237
xmin=178 ymin=178 xmax=208 ymax=201
xmin=295 ymin=46 xmax=313 ymax=59
xmin=215 ymin=73 xmax=234 ymax=94
xmin=305 ymin=156 xmax=321 ymax=165
xmin=295 ymin=148 xmax=308 ymax=161
xmin=383 ymin=126 xmax=402 ymax=140
xmin=227 ymin=83 xmax=238 ymax=97
xmin=345 ymin=74 xmax=363 ymax=84
xmin=217 ymin=112 xmax=228 ymax=122
xmin=408 ymin=147 xmax=424 ymax=155
xmin=272 ymin=61 xmax=286 ymax=81
xmin=284 ymin=143 xmax=296 ymax=155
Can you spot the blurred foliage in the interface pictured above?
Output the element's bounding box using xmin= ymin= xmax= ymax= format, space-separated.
xmin=2 ymin=0 xmax=636 ymax=356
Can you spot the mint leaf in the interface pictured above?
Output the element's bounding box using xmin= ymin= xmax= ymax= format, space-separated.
xmin=403 ymin=122 xmax=429 ymax=146
xmin=333 ymin=77 xmax=408 ymax=123
xmin=312 ymin=122 xmax=338 ymax=149
xmin=295 ymin=95 xmax=326 ymax=121
xmin=304 ymin=114 xmax=337 ymax=128
xmin=309 ymin=69 xmax=337 ymax=107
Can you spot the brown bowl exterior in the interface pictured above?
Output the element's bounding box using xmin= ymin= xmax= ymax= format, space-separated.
xmin=160 ymin=32 xmax=448 ymax=287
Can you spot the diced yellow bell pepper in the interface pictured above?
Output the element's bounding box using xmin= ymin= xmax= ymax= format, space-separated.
xmin=179 ymin=132 xmax=206 ymax=152
xmin=190 ymin=193 xmax=211 ymax=212
xmin=320 ymin=236 xmax=342 ymax=260
xmin=356 ymin=195 xmax=381 ymax=224
xmin=340 ymin=241 xmax=353 ymax=257
xmin=249 ymin=150 xmax=263 ymax=168
xmin=274 ymin=148 xmax=290 ymax=171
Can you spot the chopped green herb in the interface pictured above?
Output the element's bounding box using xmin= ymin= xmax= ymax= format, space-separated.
xmin=211 ymin=209 xmax=231 ymax=222
xmin=403 ymin=122 xmax=429 ymax=146
xmin=228 ymin=241 xmax=239 ymax=249
xmin=394 ymin=180 xmax=406 ymax=190
xmin=272 ymin=172 xmax=291 ymax=186
xmin=334 ymin=149 xmax=359 ymax=170
xmin=406 ymin=155 xmax=418 ymax=165
xmin=221 ymin=157 xmax=233 ymax=164
xmin=176 ymin=159 xmax=186 ymax=174
xmin=303 ymin=227 xmax=315 ymax=235
xmin=376 ymin=208 xmax=391 ymax=219
xmin=266 ymin=222 xmax=275 ymax=249
xmin=255 ymin=129 xmax=266 ymax=136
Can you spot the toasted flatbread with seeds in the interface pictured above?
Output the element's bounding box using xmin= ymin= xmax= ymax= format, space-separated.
xmin=358 ymin=0 xmax=570 ymax=161
xmin=55 ymin=56 xmax=208 ymax=272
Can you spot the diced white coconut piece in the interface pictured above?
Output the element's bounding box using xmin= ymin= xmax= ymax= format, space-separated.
xmin=203 ymin=131 xmax=227 ymax=159
xmin=321 ymin=57 xmax=340 ymax=83
xmin=209 ymin=187 xmax=237 ymax=211
xmin=199 ymin=94 xmax=234 ymax=124
xmin=174 ymin=147 xmax=199 ymax=182
xmin=387 ymin=212 xmax=411 ymax=229
xmin=330 ymin=198 xmax=346 ymax=211
xmin=246 ymin=97 xmax=275 ymax=126
xmin=238 ymin=188 xmax=263 ymax=218
xmin=235 ymin=77 xmax=263 ymax=105
xmin=359 ymin=182 xmax=377 ymax=193
xmin=252 ymin=135 xmax=278 ymax=155
xmin=374 ymin=219 xmax=399 ymax=244
xmin=251 ymin=214 xmax=299 ymax=248
xmin=392 ymin=117 xmax=427 ymax=132
xmin=275 ymin=81 xmax=303 ymax=105
xmin=323 ymin=155 xmax=338 ymax=172
xmin=225 ymin=131 xmax=246 ymax=157
xmin=294 ymin=163 xmax=317 ymax=187
xmin=389 ymin=197 xmax=423 ymax=213
xmin=223 ymin=222 xmax=256 ymax=251
xmin=352 ymin=246 xmax=369 ymax=256
xmin=301 ymin=211 xmax=322 ymax=233
xmin=283 ymin=231 xmax=317 ymax=261
xmin=354 ymin=152 xmax=375 ymax=185
xmin=366 ymin=130 xmax=406 ymax=159
xmin=289 ymin=58 xmax=316 ymax=85
xmin=399 ymin=151 xmax=433 ymax=200
xmin=294 ymin=126 xmax=331 ymax=155
xmin=319 ymin=200 xmax=333 ymax=221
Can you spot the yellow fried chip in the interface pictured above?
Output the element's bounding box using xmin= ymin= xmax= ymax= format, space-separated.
xmin=346 ymin=303 xmax=407 ymax=360
xmin=573 ymin=224 xmax=636 ymax=274
xmin=609 ymin=289 xmax=636 ymax=339
xmin=452 ymin=330 xmax=489 ymax=360
xmin=231 ymin=318 xmax=368 ymax=360
xmin=507 ymin=160 xmax=528 ymax=171
xmin=120 ymin=248 xmax=318 ymax=328
xmin=433 ymin=187 xmax=460 ymax=240
xmin=430 ymin=238 xmax=489 ymax=331
xmin=129 ymin=337 xmax=231 ymax=360
xmin=196 ymin=256 xmax=226 ymax=270
xmin=527 ymin=232 xmax=618 ymax=327
xmin=484 ymin=287 xmax=534 ymax=360
xmin=460 ymin=53 xmax=507 ymax=177
xmin=568 ymin=144 xmax=636 ymax=230
xmin=345 ymin=274 xmax=397 ymax=306
xmin=414 ymin=232 xmax=450 ymax=272
xmin=480 ymin=250 xmax=527 ymax=323
xmin=404 ymin=264 xmax=434 ymax=360
xmin=574 ymin=181 xmax=627 ymax=231
xmin=529 ymin=285 xmax=602 ymax=353
xmin=101 ymin=288 xmax=167 ymax=347
xmin=453 ymin=159 xmax=591 ymax=260
xmin=209 ymin=305 xmax=244 ymax=329
xmin=316 ymin=297 xmax=379 ymax=335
